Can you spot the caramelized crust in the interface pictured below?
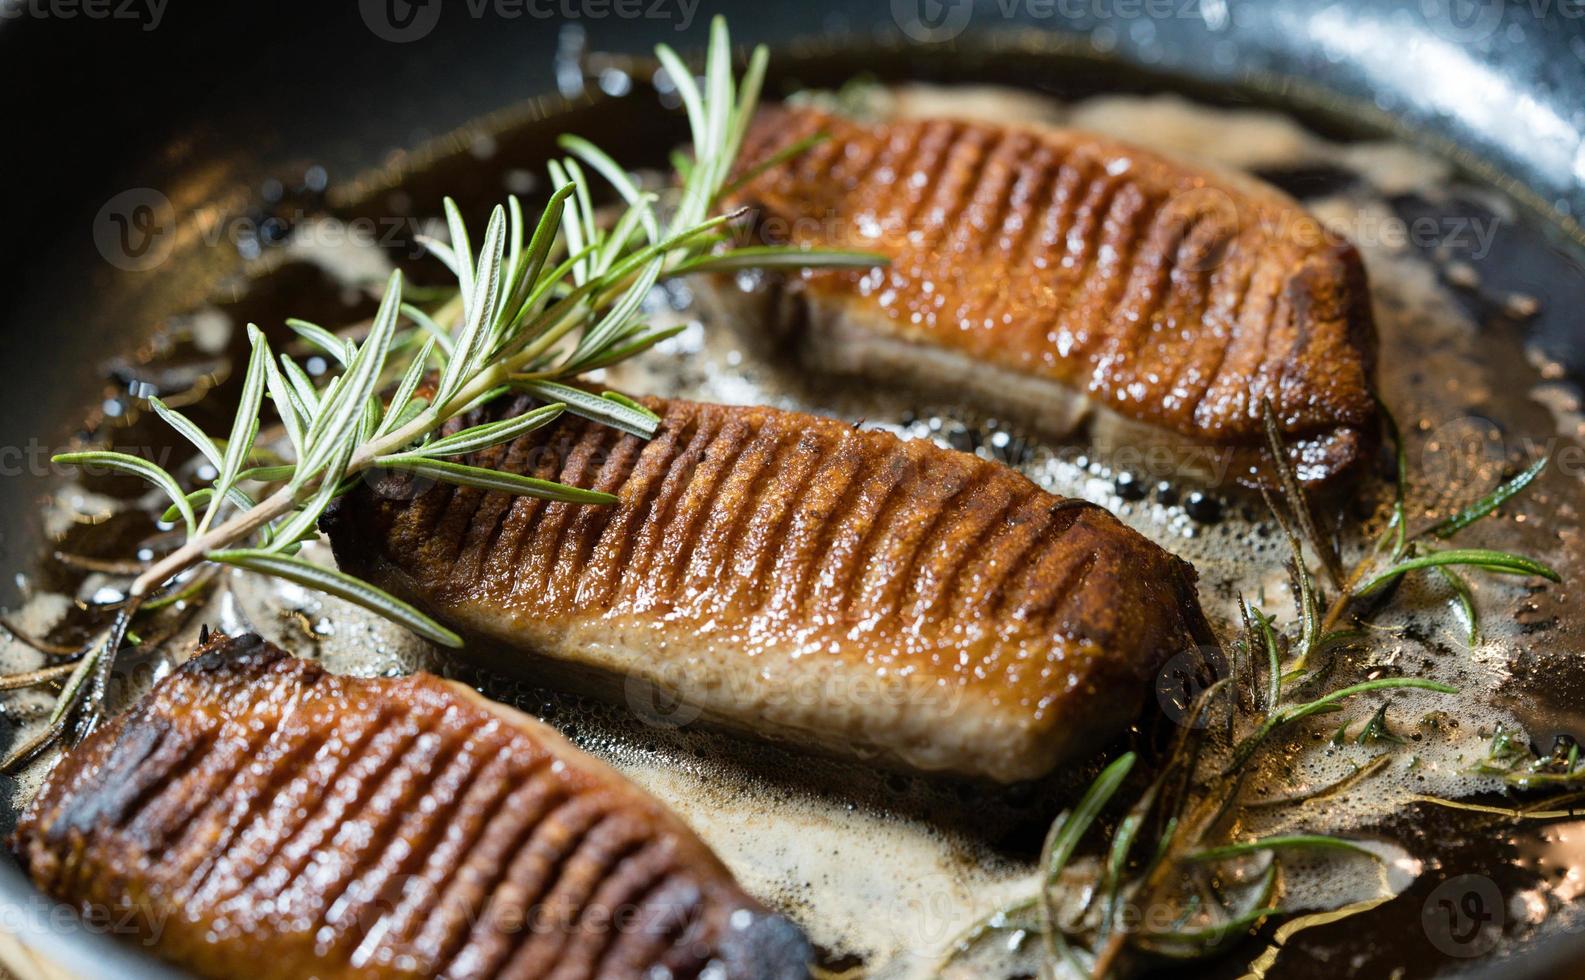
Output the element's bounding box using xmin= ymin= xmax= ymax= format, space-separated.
xmin=322 ymin=394 xmax=1213 ymax=783
xmin=12 ymin=635 xmax=809 ymax=980
xmin=721 ymin=105 xmax=1378 ymax=486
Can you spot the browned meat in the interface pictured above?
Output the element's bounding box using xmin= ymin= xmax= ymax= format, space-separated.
xmin=12 ymin=634 xmax=809 ymax=980
xmin=706 ymin=104 xmax=1378 ymax=488
xmin=321 ymin=393 xmax=1213 ymax=783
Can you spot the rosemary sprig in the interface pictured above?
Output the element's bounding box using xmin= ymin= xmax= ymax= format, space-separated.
xmin=1186 ymin=834 xmax=1381 ymax=864
xmin=942 ymin=398 xmax=1561 ymax=977
xmin=1426 ymin=454 xmax=1549 ymax=539
xmin=1037 ymin=753 xmax=1137 ymax=975
xmin=1354 ymin=548 xmax=1559 ymax=598
xmin=1426 ymin=722 xmax=1585 ymax=792
xmin=3 ymin=17 xmax=884 ymax=770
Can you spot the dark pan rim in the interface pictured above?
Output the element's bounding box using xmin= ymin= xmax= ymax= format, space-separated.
xmin=0 ymin=15 xmax=1581 ymax=980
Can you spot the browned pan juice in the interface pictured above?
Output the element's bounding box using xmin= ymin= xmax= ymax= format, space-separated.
xmin=3 ymin=41 xmax=1585 ymax=979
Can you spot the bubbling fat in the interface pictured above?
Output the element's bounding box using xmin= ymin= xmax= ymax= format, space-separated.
xmin=577 ymin=86 xmax=1577 ymax=971
xmin=3 ymin=85 xmax=1579 ymax=978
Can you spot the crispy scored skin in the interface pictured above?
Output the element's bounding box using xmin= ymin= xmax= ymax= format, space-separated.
xmin=12 ymin=634 xmax=809 ymax=980
xmin=717 ymin=105 xmax=1379 ymax=487
xmin=322 ymin=393 xmax=1213 ymax=783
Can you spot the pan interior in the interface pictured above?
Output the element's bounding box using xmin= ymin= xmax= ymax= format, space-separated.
xmin=3 ymin=40 xmax=1584 ymax=979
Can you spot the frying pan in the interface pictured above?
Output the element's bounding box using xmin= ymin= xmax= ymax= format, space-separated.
xmin=0 ymin=1 xmax=1581 ymax=976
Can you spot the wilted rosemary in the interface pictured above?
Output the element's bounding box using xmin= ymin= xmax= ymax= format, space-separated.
xmin=939 ymin=400 xmax=1561 ymax=979
xmin=1 ymin=17 xmax=882 ymax=771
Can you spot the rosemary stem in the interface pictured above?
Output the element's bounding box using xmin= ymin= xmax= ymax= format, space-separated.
xmin=0 ymin=662 xmax=77 ymax=692
xmin=1321 ymin=548 xmax=1377 ymax=634
xmin=129 ymin=486 xmax=300 ymax=598
xmin=509 ymin=303 xmax=591 ymax=366
xmin=1320 ymin=592 xmax=1352 ymax=635
xmin=1090 ymin=931 xmax=1127 ymax=978
xmin=1090 ymin=786 xmax=1225 ymax=978
xmin=129 ymin=358 xmax=524 ymax=602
